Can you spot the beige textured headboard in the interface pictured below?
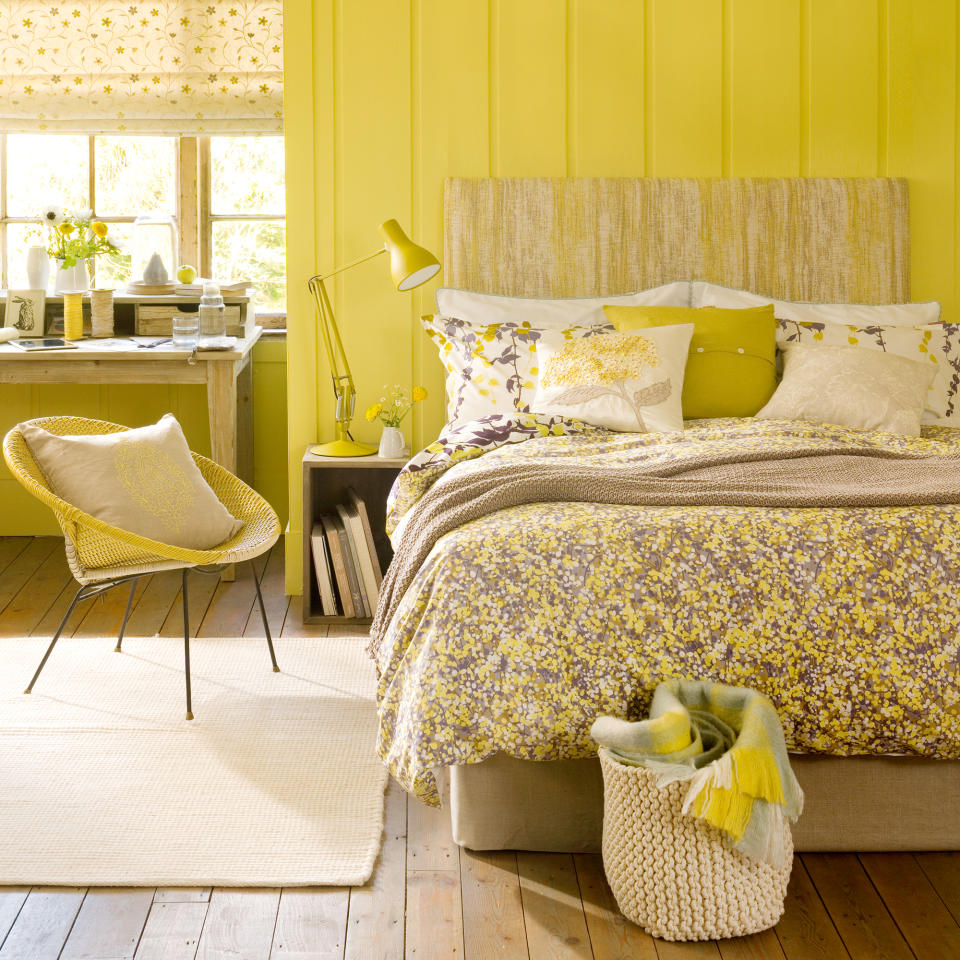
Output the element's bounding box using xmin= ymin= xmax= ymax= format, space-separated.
xmin=443 ymin=177 xmax=909 ymax=304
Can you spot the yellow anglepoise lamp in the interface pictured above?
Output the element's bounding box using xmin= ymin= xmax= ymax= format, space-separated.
xmin=308 ymin=219 xmax=441 ymax=457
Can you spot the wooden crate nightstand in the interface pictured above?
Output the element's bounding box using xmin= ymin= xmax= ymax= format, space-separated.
xmin=301 ymin=450 xmax=405 ymax=625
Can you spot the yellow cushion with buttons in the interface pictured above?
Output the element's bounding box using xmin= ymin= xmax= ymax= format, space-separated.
xmin=603 ymin=304 xmax=777 ymax=419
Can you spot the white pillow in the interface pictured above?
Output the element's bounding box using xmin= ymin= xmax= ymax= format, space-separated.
xmin=693 ymin=281 xmax=941 ymax=328
xmin=756 ymin=344 xmax=936 ymax=436
xmin=435 ymin=282 xmax=691 ymax=328
xmin=20 ymin=414 xmax=243 ymax=550
xmin=531 ymin=324 xmax=694 ymax=433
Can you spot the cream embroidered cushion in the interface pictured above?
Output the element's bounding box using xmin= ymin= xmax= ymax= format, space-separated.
xmin=692 ymin=281 xmax=942 ymax=327
xmin=530 ymin=325 xmax=695 ymax=433
xmin=756 ymin=344 xmax=936 ymax=436
xmin=20 ymin=414 xmax=243 ymax=550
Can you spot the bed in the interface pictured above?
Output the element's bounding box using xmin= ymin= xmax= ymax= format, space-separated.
xmin=373 ymin=177 xmax=960 ymax=851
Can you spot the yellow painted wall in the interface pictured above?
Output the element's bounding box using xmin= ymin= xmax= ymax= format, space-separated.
xmin=283 ymin=0 xmax=958 ymax=593
xmin=0 ymin=338 xmax=288 ymax=535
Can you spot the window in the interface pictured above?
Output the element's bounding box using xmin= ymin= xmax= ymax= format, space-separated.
xmin=0 ymin=133 xmax=286 ymax=322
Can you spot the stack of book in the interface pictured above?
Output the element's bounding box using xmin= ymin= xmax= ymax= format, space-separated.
xmin=310 ymin=488 xmax=383 ymax=619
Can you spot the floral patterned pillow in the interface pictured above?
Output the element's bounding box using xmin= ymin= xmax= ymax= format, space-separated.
xmin=423 ymin=314 xmax=614 ymax=427
xmin=775 ymin=318 xmax=960 ymax=425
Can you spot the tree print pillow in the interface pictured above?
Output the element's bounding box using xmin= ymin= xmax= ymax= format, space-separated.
xmin=422 ymin=314 xmax=615 ymax=428
xmin=530 ymin=325 xmax=695 ymax=432
xmin=775 ymin=318 xmax=960 ymax=425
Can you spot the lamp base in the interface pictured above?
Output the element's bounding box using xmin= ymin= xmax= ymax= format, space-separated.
xmin=309 ymin=438 xmax=378 ymax=458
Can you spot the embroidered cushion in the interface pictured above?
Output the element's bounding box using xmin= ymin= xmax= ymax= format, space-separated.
xmin=756 ymin=344 xmax=936 ymax=436
xmin=530 ymin=325 xmax=695 ymax=433
xmin=20 ymin=414 xmax=243 ymax=550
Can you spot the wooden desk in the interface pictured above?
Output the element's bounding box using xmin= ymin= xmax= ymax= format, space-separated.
xmin=0 ymin=329 xmax=261 ymax=484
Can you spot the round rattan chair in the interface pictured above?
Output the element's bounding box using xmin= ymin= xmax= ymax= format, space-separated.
xmin=3 ymin=416 xmax=282 ymax=720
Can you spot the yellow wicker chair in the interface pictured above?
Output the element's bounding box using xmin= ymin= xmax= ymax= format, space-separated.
xmin=3 ymin=416 xmax=282 ymax=720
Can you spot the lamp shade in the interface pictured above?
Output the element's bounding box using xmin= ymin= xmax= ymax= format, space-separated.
xmin=379 ymin=219 xmax=440 ymax=291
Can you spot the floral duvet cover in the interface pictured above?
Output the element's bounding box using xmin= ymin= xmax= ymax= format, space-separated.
xmin=376 ymin=414 xmax=960 ymax=805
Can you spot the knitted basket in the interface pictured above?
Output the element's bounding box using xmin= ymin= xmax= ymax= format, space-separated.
xmin=599 ymin=748 xmax=792 ymax=941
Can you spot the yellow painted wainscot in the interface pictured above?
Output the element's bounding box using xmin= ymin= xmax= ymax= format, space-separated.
xmin=0 ymin=336 xmax=287 ymax=535
xmin=283 ymin=0 xmax=959 ymax=593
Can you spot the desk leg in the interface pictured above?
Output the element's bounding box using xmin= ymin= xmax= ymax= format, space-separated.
xmin=208 ymin=360 xmax=238 ymax=581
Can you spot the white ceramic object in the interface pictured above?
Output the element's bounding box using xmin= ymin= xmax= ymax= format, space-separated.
xmin=143 ymin=252 xmax=169 ymax=284
xmin=53 ymin=258 xmax=90 ymax=294
xmin=26 ymin=246 xmax=49 ymax=290
xmin=378 ymin=427 xmax=406 ymax=459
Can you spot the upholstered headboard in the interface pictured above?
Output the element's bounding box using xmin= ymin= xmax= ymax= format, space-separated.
xmin=443 ymin=177 xmax=909 ymax=304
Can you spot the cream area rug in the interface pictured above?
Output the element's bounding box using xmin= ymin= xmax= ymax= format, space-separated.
xmin=0 ymin=635 xmax=388 ymax=886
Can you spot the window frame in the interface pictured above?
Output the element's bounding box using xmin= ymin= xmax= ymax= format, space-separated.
xmin=0 ymin=133 xmax=286 ymax=328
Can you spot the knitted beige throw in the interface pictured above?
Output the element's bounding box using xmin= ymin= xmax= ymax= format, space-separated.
xmin=369 ymin=441 xmax=960 ymax=659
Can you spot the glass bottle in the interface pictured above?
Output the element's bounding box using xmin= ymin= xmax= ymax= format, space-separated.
xmin=198 ymin=281 xmax=226 ymax=346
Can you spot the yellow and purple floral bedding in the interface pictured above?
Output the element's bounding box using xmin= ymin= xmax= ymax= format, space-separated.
xmin=377 ymin=414 xmax=960 ymax=806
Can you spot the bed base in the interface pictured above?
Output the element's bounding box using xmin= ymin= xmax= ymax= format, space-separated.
xmin=448 ymin=754 xmax=960 ymax=852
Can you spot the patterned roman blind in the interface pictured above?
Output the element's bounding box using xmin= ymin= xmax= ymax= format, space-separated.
xmin=0 ymin=2 xmax=282 ymax=133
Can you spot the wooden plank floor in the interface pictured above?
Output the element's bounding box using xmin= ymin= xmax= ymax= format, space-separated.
xmin=1 ymin=535 xmax=958 ymax=959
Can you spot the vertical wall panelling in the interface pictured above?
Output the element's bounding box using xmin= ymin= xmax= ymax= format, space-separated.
xmin=413 ymin=0 xmax=490 ymax=444
xmin=336 ymin=0 xmax=413 ymax=452
xmin=887 ymin=0 xmax=957 ymax=314
xmin=727 ymin=0 xmax=802 ymax=175
xmin=647 ymin=0 xmax=723 ymax=175
xmin=494 ymin=0 xmax=567 ymax=176
xmin=569 ymin=0 xmax=646 ymax=177
xmin=807 ymin=0 xmax=879 ymax=174
xmin=283 ymin=0 xmax=323 ymax=588
xmin=283 ymin=0 xmax=960 ymax=593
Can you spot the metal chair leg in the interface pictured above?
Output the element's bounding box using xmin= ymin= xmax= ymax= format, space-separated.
xmin=250 ymin=555 xmax=279 ymax=673
xmin=114 ymin=578 xmax=138 ymax=652
xmin=24 ymin=584 xmax=86 ymax=694
xmin=182 ymin=568 xmax=193 ymax=721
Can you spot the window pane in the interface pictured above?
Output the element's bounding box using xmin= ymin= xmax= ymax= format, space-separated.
xmin=92 ymin=223 xmax=136 ymax=288
xmin=95 ymin=137 xmax=176 ymax=216
xmin=210 ymin=136 xmax=284 ymax=215
xmin=6 ymin=222 xmax=48 ymax=287
xmin=7 ymin=134 xmax=89 ymax=216
xmin=212 ymin=220 xmax=286 ymax=312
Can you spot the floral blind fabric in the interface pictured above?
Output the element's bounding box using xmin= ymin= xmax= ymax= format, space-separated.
xmin=0 ymin=2 xmax=282 ymax=133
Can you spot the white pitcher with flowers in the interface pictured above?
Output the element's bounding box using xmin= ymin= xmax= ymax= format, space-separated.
xmin=365 ymin=384 xmax=428 ymax=458
xmin=39 ymin=205 xmax=129 ymax=293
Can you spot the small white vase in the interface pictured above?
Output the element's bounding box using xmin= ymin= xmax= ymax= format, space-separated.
xmin=378 ymin=426 xmax=406 ymax=459
xmin=54 ymin=258 xmax=90 ymax=294
xmin=26 ymin=246 xmax=49 ymax=290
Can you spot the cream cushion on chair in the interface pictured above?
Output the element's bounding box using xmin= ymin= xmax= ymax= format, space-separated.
xmin=20 ymin=413 xmax=242 ymax=550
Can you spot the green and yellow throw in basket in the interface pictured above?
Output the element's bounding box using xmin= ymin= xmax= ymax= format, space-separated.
xmin=591 ymin=680 xmax=803 ymax=941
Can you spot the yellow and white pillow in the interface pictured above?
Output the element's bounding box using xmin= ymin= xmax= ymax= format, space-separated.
xmin=530 ymin=325 xmax=694 ymax=432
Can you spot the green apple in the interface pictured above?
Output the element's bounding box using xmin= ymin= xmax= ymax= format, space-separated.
xmin=177 ymin=264 xmax=198 ymax=284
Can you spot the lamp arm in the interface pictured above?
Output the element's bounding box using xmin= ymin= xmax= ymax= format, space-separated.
xmin=310 ymin=246 xmax=386 ymax=284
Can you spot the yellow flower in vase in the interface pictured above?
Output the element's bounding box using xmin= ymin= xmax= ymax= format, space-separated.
xmin=412 ymin=385 xmax=428 ymax=402
xmin=91 ymin=221 xmax=108 ymax=238
xmin=365 ymin=402 xmax=383 ymax=422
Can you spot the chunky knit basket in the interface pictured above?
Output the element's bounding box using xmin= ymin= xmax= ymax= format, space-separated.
xmin=599 ymin=748 xmax=792 ymax=941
